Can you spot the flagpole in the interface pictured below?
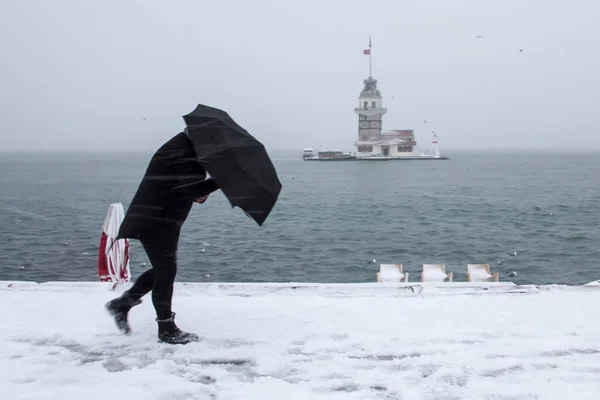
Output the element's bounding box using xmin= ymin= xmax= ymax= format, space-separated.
xmin=369 ymin=35 xmax=372 ymax=77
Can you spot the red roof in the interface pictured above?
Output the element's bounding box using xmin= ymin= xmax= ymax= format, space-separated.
xmin=385 ymin=130 xmax=414 ymax=136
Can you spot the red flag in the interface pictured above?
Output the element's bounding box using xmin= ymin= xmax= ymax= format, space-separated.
xmin=363 ymin=49 xmax=370 ymax=55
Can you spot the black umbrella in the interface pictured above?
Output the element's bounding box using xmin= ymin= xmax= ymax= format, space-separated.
xmin=182 ymin=104 xmax=282 ymax=226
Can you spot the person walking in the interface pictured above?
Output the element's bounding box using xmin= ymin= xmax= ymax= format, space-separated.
xmin=105 ymin=129 xmax=219 ymax=345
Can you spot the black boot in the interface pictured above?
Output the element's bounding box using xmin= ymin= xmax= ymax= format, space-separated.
xmin=156 ymin=312 xmax=199 ymax=345
xmin=105 ymin=290 xmax=142 ymax=334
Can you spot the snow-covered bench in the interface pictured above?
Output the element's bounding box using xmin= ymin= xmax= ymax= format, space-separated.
xmin=420 ymin=264 xmax=453 ymax=282
xmin=376 ymin=264 xmax=409 ymax=282
xmin=466 ymin=264 xmax=499 ymax=282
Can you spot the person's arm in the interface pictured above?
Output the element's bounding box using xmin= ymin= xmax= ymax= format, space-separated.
xmin=168 ymin=138 xmax=219 ymax=201
xmin=172 ymin=176 xmax=219 ymax=200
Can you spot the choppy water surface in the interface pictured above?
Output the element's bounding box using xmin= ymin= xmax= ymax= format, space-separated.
xmin=1 ymin=150 xmax=599 ymax=285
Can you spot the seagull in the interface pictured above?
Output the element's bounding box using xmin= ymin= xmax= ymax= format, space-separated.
xmin=507 ymin=251 xmax=518 ymax=256
xmin=476 ymin=35 xmax=483 ymax=38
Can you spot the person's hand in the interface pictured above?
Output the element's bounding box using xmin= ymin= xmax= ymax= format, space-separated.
xmin=195 ymin=194 xmax=209 ymax=204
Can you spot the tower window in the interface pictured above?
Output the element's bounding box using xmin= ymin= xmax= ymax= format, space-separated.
xmin=372 ymin=101 xmax=376 ymax=108
xmin=363 ymin=101 xmax=368 ymax=109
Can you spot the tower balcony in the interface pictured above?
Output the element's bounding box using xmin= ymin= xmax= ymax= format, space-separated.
xmin=354 ymin=107 xmax=387 ymax=117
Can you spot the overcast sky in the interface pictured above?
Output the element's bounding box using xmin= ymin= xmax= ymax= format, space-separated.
xmin=1 ymin=0 xmax=598 ymax=152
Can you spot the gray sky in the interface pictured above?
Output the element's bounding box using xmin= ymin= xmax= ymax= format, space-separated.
xmin=1 ymin=0 xmax=599 ymax=152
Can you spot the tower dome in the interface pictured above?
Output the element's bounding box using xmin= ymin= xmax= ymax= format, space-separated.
xmin=359 ymin=76 xmax=382 ymax=98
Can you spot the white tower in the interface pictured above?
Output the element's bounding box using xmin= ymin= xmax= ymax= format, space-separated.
xmin=354 ymin=36 xmax=387 ymax=142
xmin=432 ymin=133 xmax=440 ymax=157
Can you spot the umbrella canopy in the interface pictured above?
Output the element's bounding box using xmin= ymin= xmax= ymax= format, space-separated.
xmin=182 ymin=104 xmax=282 ymax=226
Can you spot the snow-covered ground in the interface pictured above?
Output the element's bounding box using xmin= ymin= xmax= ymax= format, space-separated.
xmin=2 ymin=281 xmax=600 ymax=400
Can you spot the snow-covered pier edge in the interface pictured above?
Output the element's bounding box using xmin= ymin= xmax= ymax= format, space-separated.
xmin=3 ymin=280 xmax=600 ymax=296
xmin=2 ymin=280 xmax=600 ymax=400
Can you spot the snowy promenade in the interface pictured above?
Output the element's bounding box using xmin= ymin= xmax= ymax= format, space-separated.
xmin=2 ymin=281 xmax=600 ymax=400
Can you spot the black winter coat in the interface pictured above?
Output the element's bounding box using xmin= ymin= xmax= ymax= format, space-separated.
xmin=117 ymin=132 xmax=219 ymax=241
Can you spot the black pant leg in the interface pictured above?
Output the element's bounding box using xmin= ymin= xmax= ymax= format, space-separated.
xmin=127 ymin=269 xmax=155 ymax=301
xmin=141 ymin=238 xmax=179 ymax=320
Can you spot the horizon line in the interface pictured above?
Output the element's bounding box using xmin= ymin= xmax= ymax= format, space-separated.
xmin=2 ymin=147 xmax=600 ymax=154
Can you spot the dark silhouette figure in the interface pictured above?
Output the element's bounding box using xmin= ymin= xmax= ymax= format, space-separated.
xmin=105 ymin=131 xmax=219 ymax=344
